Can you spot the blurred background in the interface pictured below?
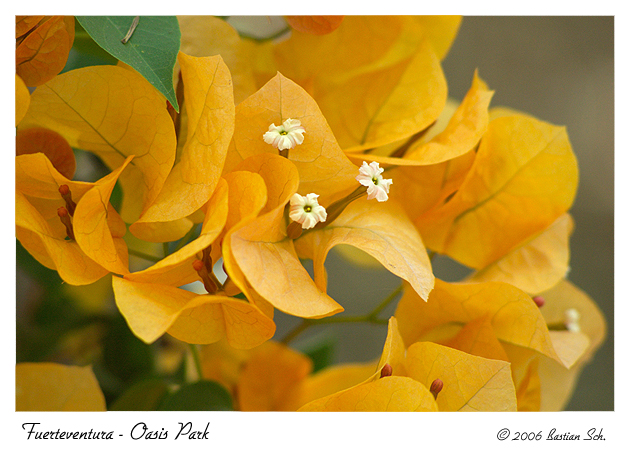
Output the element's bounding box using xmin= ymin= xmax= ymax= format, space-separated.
xmin=16 ymin=16 xmax=614 ymax=411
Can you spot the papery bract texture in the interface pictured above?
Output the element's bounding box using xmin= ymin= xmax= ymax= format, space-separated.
xmin=19 ymin=65 xmax=177 ymax=223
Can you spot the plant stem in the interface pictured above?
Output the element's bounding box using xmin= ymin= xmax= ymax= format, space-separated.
xmin=367 ymin=283 xmax=403 ymax=319
xmin=280 ymin=282 xmax=403 ymax=345
xmin=127 ymin=248 xmax=162 ymax=262
xmin=280 ymin=320 xmax=312 ymax=345
xmin=189 ymin=343 xmax=204 ymax=381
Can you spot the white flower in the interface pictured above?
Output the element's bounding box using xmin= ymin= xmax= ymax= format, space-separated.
xmin=289 ymin=193 xmax=327 ymax=229
xmin=356 ymin=161 xmax=393 ymax=202
xmin=263 ymin=118 xmax=305 ymax=151
xmin=564 ymin=308 xmax=581 ymax=332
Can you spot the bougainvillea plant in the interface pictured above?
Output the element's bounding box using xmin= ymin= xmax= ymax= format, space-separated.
xmin=15 ymin=15 xmax=606 ymax=412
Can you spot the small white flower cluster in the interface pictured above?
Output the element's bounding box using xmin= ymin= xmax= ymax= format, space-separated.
xmin=356 ymin=161 xmax=393 ymax=202
xmin=565 ymin=308 xmax=581 ymax=332
xmin=265 ymin=120 xmax=393 ymax=231
xmin=289 ymin=193 xmax=327 ymax=229
xmin=263 ymin=118 xmax=305 ymax=151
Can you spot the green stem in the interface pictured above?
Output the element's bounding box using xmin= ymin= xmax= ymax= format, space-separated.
xmin=547 ymin=322 xmax=570 ymax=331
xmin=280 ymin=282 xmax=403 ymax=345
xmin=280 ymin=320 xmax=312 ymax=345
xmin=189 ymin=344 xmax=204 ymax=381
xmin=367 ymin=283 xmax=403 ymax=319
xmin=127 ymin=248 xmax=162 ymax=262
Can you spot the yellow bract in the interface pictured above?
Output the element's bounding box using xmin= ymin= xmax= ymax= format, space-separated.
xmin=297 ymin=317 xmax=516 ymax=411
xmin=130 ymin=53 xmax=235 ymax=242
xmin=178 ymin=16 xmax=256 ymax=104
xmin=16 ymin=191 xmax=109 ymax=285
xmin=405 ymin=341 xmax=517 ymax=412
xmin=272 ymin=16 xmax=451 ymax=152
xmin=124 ymin=178 xmax=229 ymax=287
xmin=404 ymin=70 xmax=493 ymax=164
xmin=16 ymin=127 xmax=76 ymax=179
xmin=445 ymin=316 xmax=510 ymax=362
xmin=113 ymin=278 xmax=275 ymax=348
xmin=468 ymin=213 xmax=574 ymax=294
xmin=417 ymin=114 xmax=578 ymax=269
xmin=73 ymin=158 xmax=133 ymax=275
xmin=15 ymin=74 xmax=30 ymax=127
xmin=113 ymin=178 xmax=275 ymax=349
xmin=294 ymin=197 xmax=434 ymax=301
xmin=395 ymin=279 xmax=563 ymax=365
xmin=16 ymin=363 xmax=106 ymax=411
xmin=224 ymin=73 xmax=358 ymax=206
xmin=15 ymin=16 xmax=74 ymax=87
xmin=299 ymin=376 xmax=439 ymax=412
xmin=16 ymin=153 xmax=131 ymax=285
xmin=536 ymin=279 xmax=607 ymax=411
xmin=389 ymin=150 xmax=476 ymax=223
xmin=290 ymin=362 xmax=377 ymax=410
xmin=315 ymin=41 xmax=446 ymax=152
xmin=237 ymin=341 xmax=313 ymax=411
xmin=19 ymin=65 xmax=177 ymax=223
xmin=224 ymin=154 xmax=344 ymax=319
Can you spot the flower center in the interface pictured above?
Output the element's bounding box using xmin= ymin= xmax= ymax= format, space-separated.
xmin=372 ymin=177 xmax=379 ymax=185
xmin=279 ymin=130 xmax=288 ymax=135
xmin=304 ymin=205 xmax=312 ymax=213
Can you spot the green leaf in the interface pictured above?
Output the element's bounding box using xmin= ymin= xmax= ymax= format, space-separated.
xmin=67 ymin=19 xmax=118 ymax=68
xmin=75 ymin=16 xmax=181 ymax=111
xmin=158 ymin=380 xmax=233 ymax=411
xmin=110 ymin=378 xmax=169 ymax=411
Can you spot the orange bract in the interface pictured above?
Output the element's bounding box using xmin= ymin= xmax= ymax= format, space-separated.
xmin=16 ymin=16 xmax=74 ymax=87
xmin=285 ymin=16 xmax=344 ymax=35
xmin=16 ymin=127 xmax=76 ymax=179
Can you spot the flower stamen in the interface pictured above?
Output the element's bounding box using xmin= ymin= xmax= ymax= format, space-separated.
xmin=57 ymin=206 xmax=75 ymax=240
xmin=193 ymin=258 xmax=218 ymax=294
xmin=58 ymin=184 xmax=77 ymax=216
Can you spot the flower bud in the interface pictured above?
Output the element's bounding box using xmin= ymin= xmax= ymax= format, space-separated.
xmin=193 ymin=259 xmax=218 ymax=294
xmin=380 ymin=363 xmax=393 ymax=378
xmin=57 ymin=206 xmax=75 ymax=240
xmin=430 ymin=378 xmax=443 ymax=400
xmin=532 ymin=296 xmax=545 ymax=308
xmin=58 ymin=184 xmax=77 ymax=216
